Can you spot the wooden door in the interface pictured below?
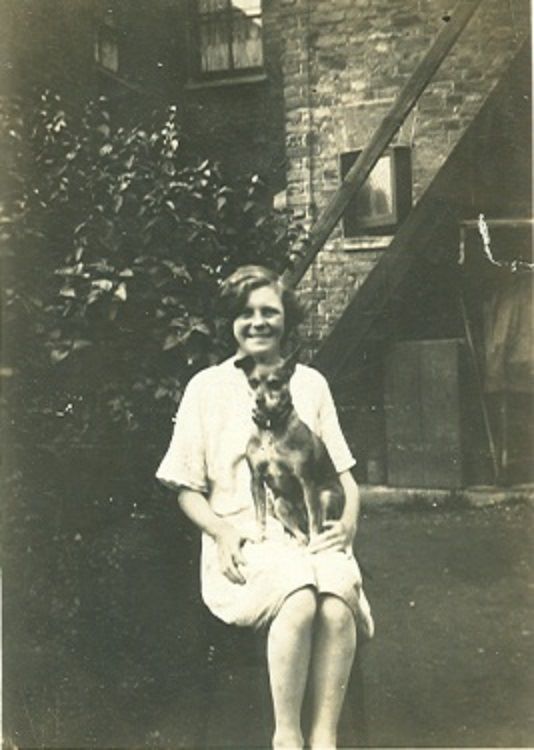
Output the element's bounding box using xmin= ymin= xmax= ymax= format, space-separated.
xmin=384 ymin=339 xmax=464 ymax=488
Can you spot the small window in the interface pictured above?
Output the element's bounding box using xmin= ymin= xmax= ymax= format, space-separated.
xmin=95 ymin=22 xmax=119 ymax=74
xmin=340 ymin=147 xmax=412 ymax=237
xmin=195 ymin=0 xmax=263 ymax=77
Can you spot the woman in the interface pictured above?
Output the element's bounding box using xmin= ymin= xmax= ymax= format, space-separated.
xmin=156 ymin=266 xmax=373 ymax=750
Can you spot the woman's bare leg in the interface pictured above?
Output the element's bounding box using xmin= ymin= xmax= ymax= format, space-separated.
xmin=308 ymin=595 xmax=357 ymax=750
xmin=267 ymin=587 xmax=317 ymax=749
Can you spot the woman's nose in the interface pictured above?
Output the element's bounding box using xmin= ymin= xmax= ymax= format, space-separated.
xmin=250 ymin=310 xmax=266 ymax=327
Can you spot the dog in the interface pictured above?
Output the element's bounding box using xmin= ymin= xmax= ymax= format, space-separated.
xmin=235 ymin=352 xmax=345 ymax=543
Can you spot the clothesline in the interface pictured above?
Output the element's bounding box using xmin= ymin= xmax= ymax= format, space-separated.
xmin=458 ymin=214 xmax=534 ymax=270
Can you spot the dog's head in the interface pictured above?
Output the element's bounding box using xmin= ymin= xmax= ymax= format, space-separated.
xmin=235 ymin=351 xmax=299 ymax=426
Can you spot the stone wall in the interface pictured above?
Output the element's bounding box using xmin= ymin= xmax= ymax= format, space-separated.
xmin=272 ymin=0 xmax=530 ymax=350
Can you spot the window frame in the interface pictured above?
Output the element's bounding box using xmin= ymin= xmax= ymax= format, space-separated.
xmin=191 ymin=0 xmax=264 ymax=81
xmin=340 ymin=146 xmax=412 ymax=238
xmin=94 ymin=19 xmax=120 ymax=74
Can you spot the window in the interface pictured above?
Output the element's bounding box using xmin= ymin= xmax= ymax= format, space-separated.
xmin=94 ymin=21 xmax=119 ymax=74
xmin=195 ymin=0 xmax=263 ymax=77
xmin=340 ymin=147 xmax=412 ymax=237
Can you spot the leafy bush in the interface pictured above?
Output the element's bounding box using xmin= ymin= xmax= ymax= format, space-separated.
xmin=1 ymin=92 xmax=300 ymax=520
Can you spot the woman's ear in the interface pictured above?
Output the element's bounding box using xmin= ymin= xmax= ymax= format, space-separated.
xmin=234 ymin=355 xmax=256 ymax=375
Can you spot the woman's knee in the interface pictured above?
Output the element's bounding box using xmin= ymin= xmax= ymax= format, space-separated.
xmin=276 ymin=586 xmax=317 ymax=630
xmin=317 ymin=594 xmax=354 ymax=634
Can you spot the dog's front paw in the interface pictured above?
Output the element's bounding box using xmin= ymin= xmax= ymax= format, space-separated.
xmin=293 ymin=530 xmax=309 ymax=546
xmin=254 ymin=526 xmax=266 ymax=543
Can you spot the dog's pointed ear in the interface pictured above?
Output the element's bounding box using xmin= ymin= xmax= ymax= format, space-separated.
xmin=234 ymin=355 xmax=255 ymax=375
xmin=282 ymin=348 xmax=300 ymax=377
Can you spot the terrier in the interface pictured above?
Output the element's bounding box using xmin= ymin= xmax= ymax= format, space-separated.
xmin=235 ymin=353 xmax=344 ymax=543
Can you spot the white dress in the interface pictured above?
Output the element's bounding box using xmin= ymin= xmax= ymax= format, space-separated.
xmin=157 ymin=356 xmax=373 ymax=632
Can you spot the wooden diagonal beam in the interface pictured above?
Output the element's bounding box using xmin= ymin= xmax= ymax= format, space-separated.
xmin=281 ymin=0 xmax=484 ymax=288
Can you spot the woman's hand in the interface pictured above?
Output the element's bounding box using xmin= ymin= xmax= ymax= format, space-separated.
xmin=307 ymin=519 xmax=356 ymax=554
xmin=214 ymin=521 xmax=254 ymax=585
xmin=308 ymin=471 xmax=360 ymax=554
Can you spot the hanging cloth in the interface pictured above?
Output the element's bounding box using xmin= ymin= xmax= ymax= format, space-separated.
xmin=483 ymin=273 xmax=534 ymax=393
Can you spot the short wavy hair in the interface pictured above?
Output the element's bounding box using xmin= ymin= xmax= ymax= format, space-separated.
xmin=216 ymin=265 xmax=305 ymax=355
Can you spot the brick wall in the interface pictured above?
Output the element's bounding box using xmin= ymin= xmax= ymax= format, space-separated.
xmin=272 ymin=0 xmax=530 ymax=351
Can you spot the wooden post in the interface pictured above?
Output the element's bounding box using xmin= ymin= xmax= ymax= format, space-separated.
xmin=282 ymin=0 xmax=484 ymax=288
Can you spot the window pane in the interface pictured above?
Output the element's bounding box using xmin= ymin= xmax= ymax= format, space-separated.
xmin=232 ymin=11 xmax=262 ymax=69
xmin=355 ymin=155 xmax=393 ymax=220
xmin=198 ymin=0 xmax=228 ymax=14
xmin=231 ymin=0 xmax=261 ymax=14
xmin=95 ymin=27 xmax=119 ymax=73
xmin=200 ymin=19 xmax=230 ymax=71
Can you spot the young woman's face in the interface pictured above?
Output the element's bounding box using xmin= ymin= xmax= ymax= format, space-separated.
xmin=233 ymin=284 xmax=285 ymax=362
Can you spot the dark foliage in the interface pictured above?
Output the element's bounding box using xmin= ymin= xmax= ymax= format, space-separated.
xmin=1 ymin=91 xmax=301 ymax=524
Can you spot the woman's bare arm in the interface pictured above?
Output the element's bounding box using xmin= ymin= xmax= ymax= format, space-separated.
xmin=338 ymin=470 xmax=360 ymax=537
xmin=178 ymin=488 xmax=253 ymax=584
xmin=308 ymin=470 xmax=360 ymax=553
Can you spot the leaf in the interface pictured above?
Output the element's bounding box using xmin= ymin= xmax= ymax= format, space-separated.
xmin=113 ymin=195 xmax=123 ymax=214
xmin=51 ymin=349 xmax=70 ymax=363
xmin=161 ymin=295 xmax=179 ymax=306
xmin=92 ymin=279 xmax=113 ymax=292
xmin=217 ymin=196 xmax=227 ymax=212
xmin=59 ymin=286 xmax=76 ymax=298
xmin=190 ymin=322 xmax=210 ymax=336
xmin=114 ymin=282 xmax=127 ymax=301
xmin=163 ymin=332 xmax=183 ymax=351
xmin=72 ymin=339 xmax=92 ymax=351
xmin=119 ymin=268 xmax=134 ymax=277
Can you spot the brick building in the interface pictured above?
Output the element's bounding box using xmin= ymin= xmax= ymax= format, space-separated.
xmin=273 ymin=0 xmax=530 ymax=341
xmin=270 ymin=0 xmax=532 ymax=488
xmin=3 ymin=0 xmax=532 ymax=487
xmin=1 ymin=0 xmax=287 ymax=189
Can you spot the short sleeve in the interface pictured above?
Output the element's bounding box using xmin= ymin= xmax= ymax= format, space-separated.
xmin=317 ymin=376 xmax=356 ymax=474
xmin=155 ymin=376 xmax=209 ymax=494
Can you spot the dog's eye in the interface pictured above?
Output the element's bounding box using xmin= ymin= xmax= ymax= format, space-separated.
xmin=249 ymin=378 xmax=260 ymax=388
xmin=268 ymin=379 xmax=282 ymax=390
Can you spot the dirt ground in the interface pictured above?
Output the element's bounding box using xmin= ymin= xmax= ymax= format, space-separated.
xmin=3 ymin=499 xmax=534 ymax=748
